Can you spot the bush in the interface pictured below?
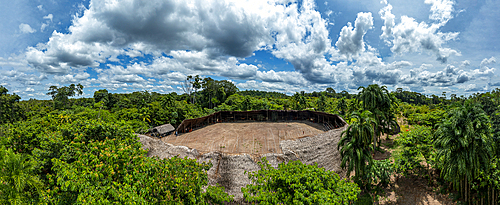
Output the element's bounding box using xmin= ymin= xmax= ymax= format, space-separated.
xmin=2 ymin=115 xmax=232 ymax=204
xmin=242 ymin=158 xmax=360 ymax=204
xmin=393 ymin=125 xmax=433 ymax=178
xmin=368 ymin=159 xmax=393 ymax=188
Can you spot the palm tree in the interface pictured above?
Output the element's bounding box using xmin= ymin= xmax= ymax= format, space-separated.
xmin=0 ymin=147 xmax=42 ymax=205
xmin=434 ymin=101 xmax=493 ymax=203
xmin=357 ymin=84 xmax=397 ymax=149
xmin=338 ymin=110 xmax=375 ymax=188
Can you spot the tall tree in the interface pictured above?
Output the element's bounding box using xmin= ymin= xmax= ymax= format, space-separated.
xmin=0 ymin=86 xmax=22 ymax=123
xmin=434 ymin=101 xmax=493 ymax=203
xmin=182 ymin=75 xmax=202 ymax=104
xmin=46 ymin=84 xmax=83 ymax=109
xmin=357 ymin=84 xmax=397 ymax=149
xmin=338 ymin=110 xmax=375 ymax=188
xmin=200 ymin=78 xmax=238 ymax=109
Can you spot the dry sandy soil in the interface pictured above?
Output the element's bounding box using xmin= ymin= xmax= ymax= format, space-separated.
xmin=160 ymin=121 xmax=325 ymax=154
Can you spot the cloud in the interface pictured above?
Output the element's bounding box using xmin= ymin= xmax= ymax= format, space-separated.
xmin=43 ymin=14 xmax=53 ymax=22
xmin=1 ymin=70 xmax=47 ymax=86
xmin=335 ymin=12 xmax=373 ymax=60
xmin=399 ymin=64 xmax=475 ymax=87
xmin=378 ymin=1 xmax=460 ymax=63
xmin=480 ymin=57 xmax=496 ymax=67
xmin=19 ymin=23 xmax=36 ymax=34
xmin=25 ymin=0 xmax=303 ymax=75
xmin=53 ymin=73 xmax=91 ymax=84
xmin=463 ymin=84 xmax=487 ymax=92
xmin=391 ymin=16 xmax=459 ymax=63
xmin=237 ymin=80 xmax=303 ymax=93
xmin=379 ymin=3 xmax=395 ymax=42
xmin=24 ymin=0 xmax=343 ymax=87
xmin=460 ymin=60 xmax=470 ymax=67
xmin=256 ymin=70 xmax=307 ymax=85
xmin=424 ymin=0 xmax=454 ymax=25
xmin=25 ymin=30 xmax=118 ymax=74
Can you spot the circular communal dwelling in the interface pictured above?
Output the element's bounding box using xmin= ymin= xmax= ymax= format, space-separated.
xmin=138 ymin=110 xmax=348 ymax=202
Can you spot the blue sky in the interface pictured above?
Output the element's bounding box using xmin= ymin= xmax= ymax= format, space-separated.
xmin=0 ymin=0 xmax=498 ymax=99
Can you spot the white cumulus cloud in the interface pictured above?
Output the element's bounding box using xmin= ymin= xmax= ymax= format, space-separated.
xmin=335 ymin=12 xmax=374 ymax=60
xmin=19 ymin=23 xmax=36 ymax=34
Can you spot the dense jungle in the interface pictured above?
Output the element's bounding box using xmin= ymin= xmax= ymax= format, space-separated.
xmin=1 ymin=78 xmax=500 ymax=204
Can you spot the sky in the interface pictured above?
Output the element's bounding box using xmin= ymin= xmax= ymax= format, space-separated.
xmin=0 ymin=0 xmax=499 ymax=100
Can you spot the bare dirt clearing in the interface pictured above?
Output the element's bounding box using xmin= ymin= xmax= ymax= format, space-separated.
xmin=161 ymin=121 xmax=325 ymax=154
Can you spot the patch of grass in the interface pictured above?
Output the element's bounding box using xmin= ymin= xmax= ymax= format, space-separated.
xmin=354 ymin=193 xmax=373 ymax=205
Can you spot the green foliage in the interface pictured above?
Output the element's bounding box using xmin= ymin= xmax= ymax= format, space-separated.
xmin=405 ymin=106 xmax=447 ymax=127
xmin=242 ymin=158 xmax=360 ymax=204
xmin=367 ymin=159 xmax=393 ymax=188
xmin=338 ymin=110 xmax=375 ymax=188
xmin=316 ymin=94 xmax=328 ymax=112
xmin=1 ymin=113 xmax=232 ymax=204
xmin=46 ymin=84 xmax=84 ymax=110
xmin=239 ymin=90 xmax=287 ymax=99
xmin=337 ymin=97 xmax=348 ymax=115
xmin=0 ymin=147 xmax=43 ymax=205
xmin=199 ymin=77 xmax=238 ymax=109
xmin=292 ymin=92 xmax=308 ymax=110
xmin=357 ymin=84 xmax=398 ymax=149
xmin=393 ymin=126 xmax=434 ymax=178
xmin=0 ymin=86 xmax=23 ymax=124
xmin=353 ymin=194 xmax=373 ymax=205
xmin=392 ymin=88 xmax=433 ymax=105
xmin=434 ymin=101 xmax=493 ymax=202
xmin=50 ymin=145 xmax=231 ymax=204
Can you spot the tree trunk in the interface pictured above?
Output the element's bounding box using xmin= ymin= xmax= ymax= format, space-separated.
xmin=373 ymin=132 xmax=377 ymax=152
xmin=492 ymin=187 xmax=494 ymax=205
xmin=465 ymin=178 xmax=468 ymax=204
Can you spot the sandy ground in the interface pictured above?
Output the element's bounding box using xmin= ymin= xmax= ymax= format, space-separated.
xmin=160 ymin=121 xmax=325 ymax=154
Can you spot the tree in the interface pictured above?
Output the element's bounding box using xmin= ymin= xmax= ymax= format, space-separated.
xmin=46 ymin=84 xmax=83 ymax=109
xmin=0 ymin=147 xmax=42 ymax=205
xmin=337 ymin=110 xmax=375 ymax=189
xmin=317 ymin=94 xmax=327 ymax=112
xmin=0 ymin=86 xmax=22 ymax=123
xmin=292 ymin=92 xmax=307 ymax=110
xmin=393 ymin=126 xmax=433 ymax=178
xmin=242 ymin=158 xmax=360 ymax=204
xmin=326 ymin=87 xmax=336 ymax=97
xmin=93 ymin=89 xmax=109 ymax=108
xmin=357 ymin=84 xmax=397 ymax=149
xmin=182 ymin=75 xmax=202 ymax=104
xmin=434 ymin=101 xmax=493 ymax=203
xmin=337 ymin=97 xmax=347 ymax=115
xmin=2 ymin=115 xmax=231 ymax=204
xmin=200 ymin=78 xmax=238 ymax=109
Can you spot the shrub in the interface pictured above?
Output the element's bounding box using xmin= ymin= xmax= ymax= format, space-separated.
xmin=242 ymin=158 xmax=360 ymax=204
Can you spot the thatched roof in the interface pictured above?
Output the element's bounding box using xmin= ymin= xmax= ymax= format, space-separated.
xmin=137 ymin=119 xmax=348 ymax=203
xmin=151 ymin=124 xmax=175 ymax=135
